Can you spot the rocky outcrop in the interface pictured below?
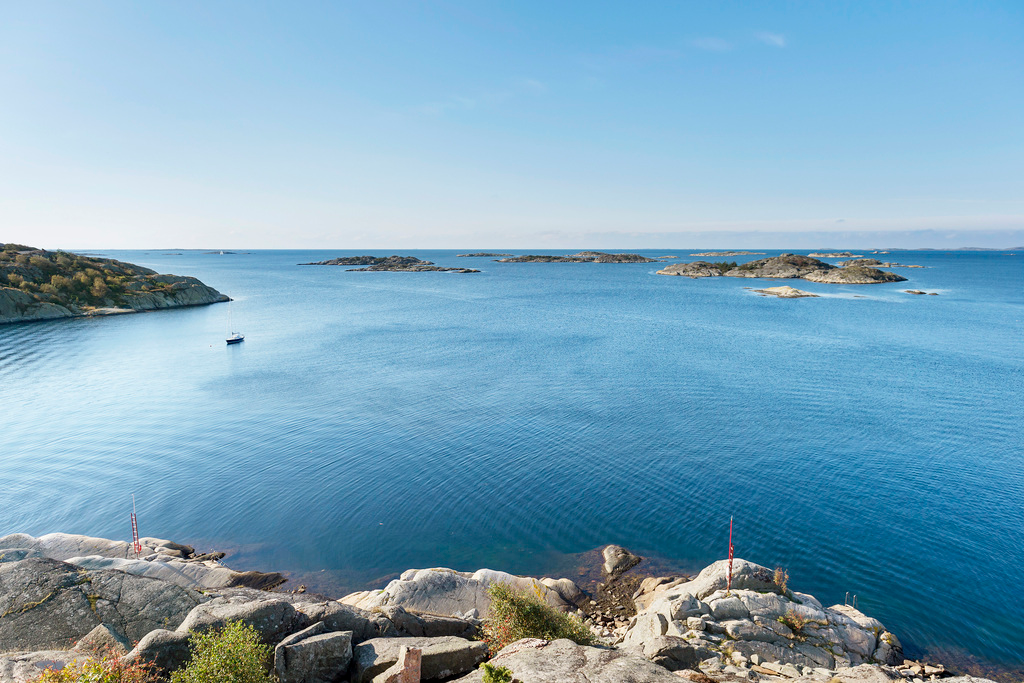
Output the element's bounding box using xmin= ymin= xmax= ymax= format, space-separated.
xmin=657 ymin=254 xmax=906 ymax=285
xmin=453 ymin=638 xmax=683 ymax=682
xmin=838 ymin=259 xmax=883 ymax=267
xmin=656 ymin=262 xmax=724 ymax=278
xmin=808 ymin=252 xmax=857 ymax=258
xmin=351 ymin=636 xmax=487 ymax=682
xmin=752 ymin=286 xmax=819 ymax=298
xmin=619 ymin=559 xmax=903 ymax=672
xmin=692 ymin=251 xmax=766 ymax=257
xmin=347 ymin=265 xmax=480 ymax=273
xmin=274 ymin=622 xmax=353 ymax=683
xmin=803 ymin=267 xmax=906 ymax=284
xmin=0 ymin=533 xmax=285 ymax=591
xmin=0 ymin=557 xmax=203 ymax=652
xmin=340 ymin=567 xmax=585 ymax=619
xmin=497 ymin=252 xmax=657 ymax=263
xmin=300 ymin=256 xmax=430 ymax=267
xmin=456 ymin=253 xmax=512 ymax=257
xmin=0 ymin=247 xmax=228 ymax=325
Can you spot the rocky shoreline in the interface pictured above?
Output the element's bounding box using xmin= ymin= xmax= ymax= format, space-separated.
xmin=657 ymin=255 xmax=907 ymax=285
xmin=0 ymin=533 xmax=1001 ymax=683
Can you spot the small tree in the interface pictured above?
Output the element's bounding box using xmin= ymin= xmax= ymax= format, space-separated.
xmin=170 ymin=621 xmax=273 ymax=683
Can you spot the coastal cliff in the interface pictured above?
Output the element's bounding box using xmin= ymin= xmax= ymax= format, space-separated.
xmin=0 ymin=245 xmax=228 ymax=325
xmin=0 ymin=533 xmax=996 ymax=683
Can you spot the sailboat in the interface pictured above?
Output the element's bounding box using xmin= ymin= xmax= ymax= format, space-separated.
xmin=226 ymin=302 xmax=244 ymax=344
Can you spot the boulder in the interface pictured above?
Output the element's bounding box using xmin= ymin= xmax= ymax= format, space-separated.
xmin=296 ymin=600 xmax=399 ymax=642
xmin=121 ymin=629 xmax=192 ymax=672
xmin=65 ymin=555 xmax=284 ymax=591
xmin=341 ymin=568 xmax=583 ymax=618
xmin=602 ymin=546 xmax=642 ymax=578
xmin=274 ymin=622 xmax=352 ymax=683
xmin=638 ymin=636 xmax=712 ymax=671
xmin=451 ymin=638 xmax=683 ymax=682
xmin=0 ymin=557 xmax=202 ymax=652
xmin=0 ymin=650 xmax=89 ymax=683
xmin=830 ymin=664 xmax=902 ymax=683
xmin=73 ymin=624 xmax=130 ymax=654
xmin=351 ymin=636 xmax=487 ymax=683
xmin=175 ymin=596 xmax=307 ymax=644
xmin=379 ymin=606 xmax=477 ymax=639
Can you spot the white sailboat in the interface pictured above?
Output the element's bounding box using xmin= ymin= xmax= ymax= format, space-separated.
xmin=226 ymin=302 xmax=244 ymax=344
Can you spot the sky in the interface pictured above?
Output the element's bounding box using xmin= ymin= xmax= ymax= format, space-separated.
xmin=1 ymin=1 xmax=1022 ymax=249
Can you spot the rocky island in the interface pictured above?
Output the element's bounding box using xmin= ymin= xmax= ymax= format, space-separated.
xmin=657 ymin=254 xmax=907 ymax=285
xmin=300 ymin=256 xmax=479 ymax=273
xmin=0 ymin=244 xmax=229 ymax=325
xmin=691 ymin=251 xmax=766 ymax=257
xmin=496 ymin=251 xmax=657 ymax=263
xmin=837 ymin=259 xmax=924 ymax=268
xmin=456 ymin=253 xmax=512 ymax=257
xmin=0 ymin=533 xmax=994 ymax=683
xmin=807 ymin=252 xmax=859 ymax=258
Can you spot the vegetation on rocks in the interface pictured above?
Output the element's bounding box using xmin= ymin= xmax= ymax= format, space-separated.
xmin=480 ymin=661 xmax=515 ymax=683
xmin=0 ymin=244 xmax=227 ymax=323
xmin=36 ymin=651 xmax=159 ymax=683
xmin=170 ymin=621 xmax=273 ymax=683
xmin=482 ymin=583 xmax=595 ymax=655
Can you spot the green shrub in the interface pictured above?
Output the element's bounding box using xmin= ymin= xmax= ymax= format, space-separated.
xmin=482 ymin=582 xmax=596 ymax=655
xmin=481 ymin=661 xmax=515 ymax=683
xmin=170 ymin=621 xmax=273 ymax=683
xmin=35 ymin=651 xmax=159 ymax=682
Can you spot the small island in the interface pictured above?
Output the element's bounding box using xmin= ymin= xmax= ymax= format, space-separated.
xmin=657 ymin=254 xmax=907 ymax=284
xmin=300 ymin=255 xmax=479 ymax=272
xmin=456 ymin=252 xmax=512 ymax=257
xmin=691 ymin=251 xmax=766 ymax=257
xmin=496 ymin=251 xmax=657 ymax=263
xmin=839 ymin=258 xmax=923 ymax=268
xmin=0 ymin=244 xmax=229 ymax=325
xmin=752 ymin=285 xmax=819 ymax=298
xmin=808 ymin=251 xmax=860 ymax=258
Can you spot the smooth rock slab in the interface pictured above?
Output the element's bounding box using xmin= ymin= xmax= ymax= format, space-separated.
xmin=175 ymin=596 xmax=307 ymax=644
xmin=352 ymin=636 xmax=487 ymax=683
xmin=274 ymin=622 xmax=352 ymax=683
xmin=121 ymin=629 xmax=192 ymax=673
xmin=452 ymin=638 xmax=683 ymax=682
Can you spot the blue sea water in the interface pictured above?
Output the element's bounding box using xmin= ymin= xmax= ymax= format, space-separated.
xmin=1 ymin=249 xmax=1022 ymax=672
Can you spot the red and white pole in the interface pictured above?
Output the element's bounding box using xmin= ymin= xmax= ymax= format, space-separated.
xmin=130 ymin=495 xmax=142 ymax=558
xmin=727 ymin=516 xmax=734 ymax=594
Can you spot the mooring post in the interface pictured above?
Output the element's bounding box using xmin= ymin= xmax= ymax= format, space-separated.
xmin=727 ymin=515 xmax=734 ymax=594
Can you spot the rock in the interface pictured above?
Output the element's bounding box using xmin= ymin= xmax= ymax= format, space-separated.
xmin=296 ymin=600 xmax=399 ymax=642
xmin=274 ymin=622 xmax=353 ymax=683
xmin=752 ymin=286 xmax=819 ymax=298
xmin=121 ymin=629 xmax=192 ymax=672
xmin=341 ymin=568 xmax=583 ymax=618
xmin=498 ymin=252 xmax=657 ymax=263
xmin=379 ymin=605 xmax=477 ymax=639
xmin=830 ymin=664 xmax=901 ymax=683
xmin=803 ymin=267 xmax=906 ymax=284
xmin=175 ymin=595 xmax=307 ymax=644
xmin=725 ymin=254 xmax=832 ymax=279
xmin=379 ymin=646 xmax=421 ymax=683
xmin=639 ymin=636 xmax=713 ymax=671
xmin=73 ymin=624 xmax=130 ymax=654
xmin=656 ymin=262 xmax=725 ymax=277
xmin=456 ymin=253 xmax=513 ymax=257
xmin=351 ymin=636 xmax=487 ymax=682
xmin=451 ymin=638 xmax=683 ymax=682
xmin=808 ymin=252 xmax=857 ymax=258
xmin=0 ymin=557 xmax=202 ymax=652
xmin=691 ymin=252 xmax=766 ymax=257
xmin=64 ymin=555 xmax=285 ymax=591
xmin=0 ymin=650 xmax=90 ymax=683
xmin=301 ymin=256 xmax=432 ymax=267
xmin=602 ymin=545 xmax=642 ymax=578
xmin=838 ymin=259 xmax=883 ymax=267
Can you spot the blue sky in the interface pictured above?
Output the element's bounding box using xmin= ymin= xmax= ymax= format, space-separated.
xmin=2 ymin=1 xmax=1022 ymax=248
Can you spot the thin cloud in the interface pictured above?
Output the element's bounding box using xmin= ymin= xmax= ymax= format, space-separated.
xmin=757 ymin=32 xmax=786 ymax=48
xmin=691 ymin=37 xmax=733 ymax=52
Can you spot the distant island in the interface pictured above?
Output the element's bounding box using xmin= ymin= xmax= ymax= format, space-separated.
xmin=658 ymin=254 xmax=907 ymax=284
xmin=0 ymin=244 xmax=229 ymax=325
xmin=456 ymin=252 xmax=512 ymax=257
xmin=838 ymin=258 xmax=924 ymax=268
xmin=691 ymin=251 xmax=766 ymax=257
xmin=496 ymin=251 xmax=657 ymax=263
xmin=300 ymin=255 xmax=479 ymax=273
xmin=808 ymin=251 xmax=860 ymax=258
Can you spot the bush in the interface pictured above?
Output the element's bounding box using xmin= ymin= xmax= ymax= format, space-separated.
xmin=482 ymin=582 xmax=596 ymax=655
xmin=170 ymin=621 xmax=273 ymax=683
xmin=481 ymin=661 xmax=515 ymax=683
xmin=36 ymin=651 xmax=159 ymax=682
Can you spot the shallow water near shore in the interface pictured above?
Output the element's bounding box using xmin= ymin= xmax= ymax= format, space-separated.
xmin=1 ymin=249 xmax=1022 ymax=674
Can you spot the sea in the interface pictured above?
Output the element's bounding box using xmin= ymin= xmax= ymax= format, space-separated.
xmin=1 ymin=249 xmax=1021 ymax=675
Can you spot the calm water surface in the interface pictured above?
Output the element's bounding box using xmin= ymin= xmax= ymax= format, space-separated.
xmin=1 ymin=249 xmax=1022 ymax=671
